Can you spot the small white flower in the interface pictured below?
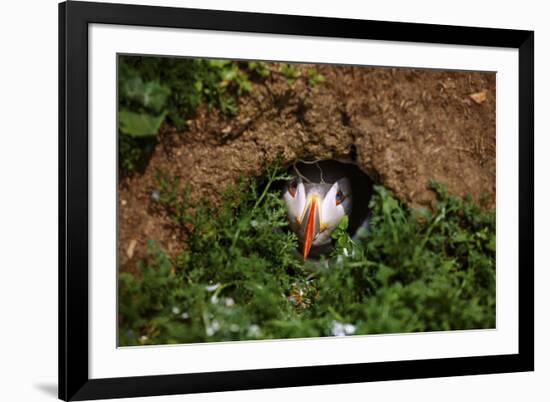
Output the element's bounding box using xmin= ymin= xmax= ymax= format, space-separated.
xmin=250 ymin=220 xmax=258 ymax=227
xmin=172 ymin=306 xmax=180 ymax=315
xmin=140 ymin=335 xmax=149 ymax=342
xmin=330 ymin=321 xmax=346 ymax=336
xmin=206 ymin=320 xmax=221 ymax=336
xmin=330 ymin=320 xmax=355 ymax=336
xmin=181 ymin=312 xmax=189 ymax=319
xmin=225 ymin=297 xmax=235 ymax=307
xmin=205 ymin=283 xmax=221 ymax=292
xmin=247 ymin=324 xmax=261 ymax=337
xmin=343 ymin=323 xmax=356 ymax=335
xmin=211 ymin=295 xmax=219 ymax=304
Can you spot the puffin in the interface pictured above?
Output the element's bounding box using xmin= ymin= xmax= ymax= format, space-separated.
xmin=283 ymin=161 xmax=354 ymax=259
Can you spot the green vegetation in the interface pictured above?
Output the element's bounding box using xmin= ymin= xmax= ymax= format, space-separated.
xmin=118 ymin=56 xmax=253 ymax=171
xmin=118 ymin=166 xmax=496 ymax=346
xmin=117 ymin=57 xmax=325 ymax=172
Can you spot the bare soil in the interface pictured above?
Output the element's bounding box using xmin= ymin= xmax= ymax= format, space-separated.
xmin=118 ymin=64 xmax=496 ymax=272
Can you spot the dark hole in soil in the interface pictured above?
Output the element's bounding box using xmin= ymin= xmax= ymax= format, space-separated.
xmin=340 ymin=109 xmax=351 ymax=127
xmin=270 ymin=159 xmax=374 ymax=257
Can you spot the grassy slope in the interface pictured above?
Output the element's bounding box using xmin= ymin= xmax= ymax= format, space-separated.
xmin=118 ymin=167 xmax=495 ymax=346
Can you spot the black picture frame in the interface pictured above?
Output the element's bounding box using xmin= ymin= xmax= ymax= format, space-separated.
xmin=59 ymin=1 xmax=534 ymax=400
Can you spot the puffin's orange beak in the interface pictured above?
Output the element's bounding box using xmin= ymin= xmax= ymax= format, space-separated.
xmin=303 ymin=198 xmax=317 ymax=259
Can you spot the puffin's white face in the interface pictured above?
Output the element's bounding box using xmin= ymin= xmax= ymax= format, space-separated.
xmin=283 ymin=176 xmax=352 ymax=258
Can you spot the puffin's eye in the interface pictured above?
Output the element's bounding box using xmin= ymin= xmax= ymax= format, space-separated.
xmin=288 ymin=180 xmax=298 ymax=197
xmin=335 ymin=190 xmax=346 ymax=206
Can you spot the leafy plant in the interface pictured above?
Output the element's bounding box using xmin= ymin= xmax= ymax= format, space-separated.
xmin=307 ymin=68 xmax=326 ymax=87
xmin=118 ymin=167 xmax=496 ymax=346
xmin=276 ymin=63 xmax=325 ymax=88
xmin=279 ymin=63 xmax=300 ymax=86
xmin=247 ymin=61 xmax=270 ymax=78
xmin=117 ymin=57 xmax=326 ymax=172
xmin=117 ymin=56 xmax=254 ymax=172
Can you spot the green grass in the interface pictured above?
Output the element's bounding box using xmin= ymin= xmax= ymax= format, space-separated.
xmin=118 ymin=166 xmax=496 ymax=346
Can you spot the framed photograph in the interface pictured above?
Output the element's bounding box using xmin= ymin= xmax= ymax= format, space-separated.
xmin=59 ymin=1 xmax=534 ymax=400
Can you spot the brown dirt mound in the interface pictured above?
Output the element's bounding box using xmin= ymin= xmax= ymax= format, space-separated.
xmin=118 ymin=64 xmax=495 ymax=272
